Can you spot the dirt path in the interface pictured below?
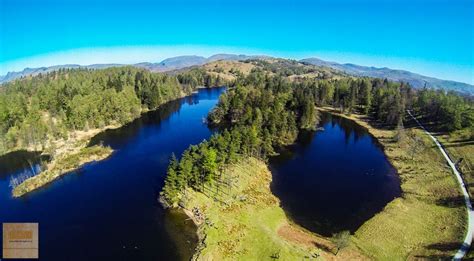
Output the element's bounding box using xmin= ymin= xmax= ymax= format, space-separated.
xmin=407 ymin=110 xmax=473 ymax=260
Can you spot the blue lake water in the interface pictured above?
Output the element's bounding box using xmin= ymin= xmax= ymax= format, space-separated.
xmin=270 ymin=112 xmax=401 ymax=236
xmin=0 ymin=88 xmax=226 ymax=260
xmin=0 ymin=89 xmax=401 ymax=259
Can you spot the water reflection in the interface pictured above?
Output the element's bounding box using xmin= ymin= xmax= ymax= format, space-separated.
xmin=0 ymin=150 xmax=49 ymax=180
xmin=89 ymin=99 xmax=183 ymax=148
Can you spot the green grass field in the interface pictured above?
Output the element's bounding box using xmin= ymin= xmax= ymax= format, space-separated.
xmin=436 ymin=129 xmax=474 ymax=199
xmin=179 ymin=157 xmax=367 ymax=260
xmin=429 ymin=127 xmax=474 ymax=259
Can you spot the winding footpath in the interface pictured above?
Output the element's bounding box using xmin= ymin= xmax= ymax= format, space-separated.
xmin=407 ymin=110 xmax=473 ymax=260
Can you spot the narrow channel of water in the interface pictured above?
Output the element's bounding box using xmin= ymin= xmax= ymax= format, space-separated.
xmin=0 ymin=87 xmax=225 ymax=260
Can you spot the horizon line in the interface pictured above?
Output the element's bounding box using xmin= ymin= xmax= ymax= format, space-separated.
xmin=1 ymin=45 xmax=473 ymax=85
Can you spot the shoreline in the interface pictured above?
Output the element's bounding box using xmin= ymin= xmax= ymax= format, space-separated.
xmin=9 ymin=89 xmax=196 ymax=197
xmin=160 ymin=104 xmax=466 ymax=259
xmin=317 ymin=107 xmax=467 ymax=259
xmin=10 ymin=87 xmax=227 ymax=197
xmin=1 ymin=91 xmax=186 ymax=159
xmin=12 ymin=145 xmax=113 ymax=197
xmin=164 ymin=107 xmax=406 ymax=260
xmin=171 ymin=158 xmax=367 ymax=260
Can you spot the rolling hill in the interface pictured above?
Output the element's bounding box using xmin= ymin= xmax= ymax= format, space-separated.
xmin=301 ymin=58 xmax=473 ymax=95
xmin=2 ymin=55 xmax=472 ymax=95
xmin=0 ymin=54 xmax=259 ymax=84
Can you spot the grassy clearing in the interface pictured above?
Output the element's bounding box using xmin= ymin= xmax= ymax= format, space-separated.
xmin=179 ymin=157 xmax=367 ymax=260
xmin=318 ymin=107 xmax=466 ymax=260
xmin=203 ymin=61 xmax=256 ymax=82
xmin=12 ymin=145 xmax=112 ymax=197
xmin=436 ymin=129 xmax=474 ymax=198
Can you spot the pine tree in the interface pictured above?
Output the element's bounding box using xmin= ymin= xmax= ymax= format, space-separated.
xmin=202 ymin=148 xmax=218 ymax=184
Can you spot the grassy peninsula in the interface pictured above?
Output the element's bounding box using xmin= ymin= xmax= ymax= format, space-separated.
xmin=177 ymin=157 xmax=367 ymax=260
xmin=12 ymin=145 xmax=112 ymax=197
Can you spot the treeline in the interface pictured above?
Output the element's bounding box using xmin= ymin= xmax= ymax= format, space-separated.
xmin=290 ymin=77 xmax=472 ymax=132
xmin=210 ymin=75 xmax=321 ymax=143
xmin=415 ymin=88 xmax=474 ymax=131
xmin=177 ymin=63 xmax=473 ymax=133
xmin=0 ymin=67 xmax=186 ymax=154
xmin=162 ymin=127 xmax=262 ymax=204
xmin=162 ymin=74 xmax=320 ymax=204
xmin=292 ymin=77 xmax=411 ymax=127
xmin=161 ymin=71 xmax=474 ymax=204
xmin=244 ymin=59 xmax=334 ymax=78
xmin=232 ymin=71 xmax=410 ymax=126
xmin=176 ymin=68 xmax=231 ymax=89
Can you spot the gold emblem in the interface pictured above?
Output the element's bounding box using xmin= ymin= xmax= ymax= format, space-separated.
xmin=3 ymin=223 xmax=38 ymax=259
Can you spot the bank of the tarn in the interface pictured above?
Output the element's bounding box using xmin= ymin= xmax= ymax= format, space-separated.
xmin=164 ymin=157 xmax=368 ymax=260
xmin=318 ymin=107 xmax=466 ymax=260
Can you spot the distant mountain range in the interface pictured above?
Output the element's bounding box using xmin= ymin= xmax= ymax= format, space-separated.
xmin=301 ymin=58 xmax=473 ymax=95
xmin=133 ymin=54 xmax=263 ymax=72
xmin=0 ymin=64 xmax=123 ymax=84
xmin=1 ymin=54 xmax=472 ymax=95
xmin=0 ymin=54 xmax=260 ymax=84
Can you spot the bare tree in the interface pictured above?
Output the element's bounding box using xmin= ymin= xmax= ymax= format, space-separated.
xmin=408 ymin=136 xmax=424 ymax=160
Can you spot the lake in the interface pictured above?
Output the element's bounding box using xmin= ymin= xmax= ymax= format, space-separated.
xmin=270 ymin=112 xmax=401 ymax=236
xmin=0 ymin=89 xmax=401 ymax=260
xmin=0 ymin=88 xmax=226 ymax=260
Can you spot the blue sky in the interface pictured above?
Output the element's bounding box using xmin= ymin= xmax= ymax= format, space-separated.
xmin=1 ymin=0 xmax=473 ymax=84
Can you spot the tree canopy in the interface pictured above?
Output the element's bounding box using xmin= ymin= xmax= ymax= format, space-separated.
xmin=0 ymin=67 xmax=185 ymax=154
xmin=161 ymin=69 xmax=474 ymax=205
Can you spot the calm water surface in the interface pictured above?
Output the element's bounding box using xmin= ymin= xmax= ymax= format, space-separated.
xmin=0 ymin=88 xmax=225 ymax=261
xmin=0 ymin=90 xmax=401 ymax=260
xmin=270 ymin=113 xmax=401 ymax=236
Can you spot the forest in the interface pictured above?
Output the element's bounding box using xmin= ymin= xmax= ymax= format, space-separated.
xmin=0 ymin=63 xmax=472 ymax=203
xmin=161 ymin=68 xmax=474 ymax=205
xmin=0 ymin=66 xmax=229 ymax=155
xmin=176 ymin=67 xmax=230 ymax=89
xmin=162 ymin=74 xmax=320 ymax=204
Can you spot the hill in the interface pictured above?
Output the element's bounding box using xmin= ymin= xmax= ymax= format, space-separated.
xmin=0 ymin=54 xmax=259 ymax=84
xmin=2 ymin=55 xmax=472 ymax=95
xmin=301 ymin=58 xmax=474 ymax=95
